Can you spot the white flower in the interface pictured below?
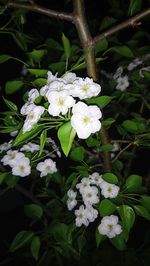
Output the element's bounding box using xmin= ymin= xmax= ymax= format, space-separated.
xmin=111 ymin=142 xmax=120 ymax=159
xmin=10 ymin=130 xmax=18 ymax=137
xmin=20 ymin=102 xmax=36 ymax=116
xmin=89 ymin=172 xmax=103 ymax=186
xmin=20 ymin=142 xmax=40 ymax=153
xmin=127 ymin=58 xmax=142 ymax=71
xmin=82 ymin=185 xmax=99 ymax=206
xmin=67 ymin=189 xmax=77 ymax=210
xmin=100 ymin=181 xmax=120 ymax=198
xmin=40 ymin=85 xmax=49 ymax=97
xmin=28 ymin=89 xmax=39 ymax=102
xmin=36 ymin=158 xmax=57 ymax=177
xmin=75 ymin=205 xmax=89 ymax=227
xmin=47 ymin=71 xmax=58 ymax=84
xmin=46 ymin=80 xmax=66 ymax=98
xmin=71 ymin=101 xmax=102 ymax=139
xmin=12 ymin=157 xmax=31 ymax=177
xmin=113 ymin=66 xmax=123 ymax=80
xmin=98 ymin=215 xmax=122 ymax=238
xmin=85 ymin=204 xmax=98 ymax=222
xmin=23 ymin=106 xmax=45 ymax=132
xmin=0 ymin=140 xmax=12 ymax=152
xmin=116 ymin=75 xmax=129 ymax=91
xmin=63 ymin=72 xmax=78 ymax=83
xmin=48 ymin=90 xmax=75 ymax=117
xmin=71 ymin=77 xmax=101 ymax=99
xmin=76 ymin=177 xmax=91 ymax=194
xmin=1 ymin=150 xmax=25 ymax=167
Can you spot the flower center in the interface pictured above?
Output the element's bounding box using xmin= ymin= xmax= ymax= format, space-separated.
xmin=108 ymin=224 xmax=113 ymax=230
xmin=28 ymin=113 xmax=35 ymax=120
xmin=107 ymin=187 xmax=112 ymax=193
xmin=19 ymin=165 xmax=25 ymax=172
xmin=81 ymin=85 xmax=89 ymax=92
xmin=87 ymin=193 xmax=92 ymax=198
xmin=58 ymin=98 xmax=65 ymax=106
xmin=83 ymin=116 xmax=90 ymax=124
xmin=46 ymin=165 xmax=51 ymax=171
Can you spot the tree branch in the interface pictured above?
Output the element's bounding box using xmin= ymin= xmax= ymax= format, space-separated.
xmin=7 ymin=1 xmax=74 ymax=22
xmin=92 ymin=8 xmax=150 ymax=46
xmin=73 ymin=0 xmax=112 ymax=172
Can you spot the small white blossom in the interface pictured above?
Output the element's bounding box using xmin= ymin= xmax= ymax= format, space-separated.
xmin=75 ymin=205 xmax=89 ymax=227
xmin=89 ymin=172 xmax=103 ymax=186
xmin=0 ymin=140 xmax=12 ymax=152
xmin=67 ymin=189 xmax=77 ymax=210
xmin=28 ymin=89 xmax=39 ymax=103
xmin=1 ymin=150 xmax=25 ymax=167
xmin=20 ymin=142 xmax=40 ymax=153
xmin=46 ymin=80 xmax=67 ymax=99
xmin=98 ymin=215 xmax=122 ymax=238
xmin=85 ymin=204 xmax=98 ymax=223
xmin=70 ymin=77 xmax=101 ymax=99
xmin=76 ymin=177 xmax=91 ymax=194
xmin=23 ymin=106 xmax=45 ymax=132
xmin=116 ymin=75 xmax=129 ymax=91
xmin=63 ymin=72 xmax=78 ymax=83
xmin=47 ymin=71 xmax=58 ymax=84
xmin=82 ymin=185 xmax=99 ymax=206
xmin=40 ymin=85 xmax=49 ymax=97
xmin=36 ymin=158 xmax=57 ymax=177
xmin=127 ymin=58 xmax=142 ymax=71
xmin=100 ymin=181 xmax=120 ymax=198
xmin=12 ymin=157 xmax=31 ymax=177
xmin=113 ymin=66 xmax=123 ymax=80
xmin=71 ymin=101 xmax=102 ymax=139
xmin=139 ymin=66 xmax=150 ymax=78
xmin=20 ymin=102 xmax=36 ymax=116
xmin=48 ymin=90 xmax=75 ymax=117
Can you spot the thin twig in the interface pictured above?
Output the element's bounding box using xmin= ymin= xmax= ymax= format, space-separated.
xmin=7 ymin=2 xmax=74 ymax=22
xmin=91 ymin=8 xmax=150 ymax=46
xmin=112 ymin=142 xmax=133 ymax=163
xmin=89 ymin=163 xmax=103 ymax=170
xmin=111 ymin=140 xmax=131 ymax=144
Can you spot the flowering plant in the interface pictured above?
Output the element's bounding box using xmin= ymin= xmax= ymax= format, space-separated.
xmin=0 ymin=0 xmax=150 ymax=264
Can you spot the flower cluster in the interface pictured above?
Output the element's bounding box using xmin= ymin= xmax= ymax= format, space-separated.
xmin=20 ymin=71 xmax=102 ymax=139
xmin=66 ymin=172 xmax=121 ymax=238
xmin=0 ymin=142 xmax=57 ymax=178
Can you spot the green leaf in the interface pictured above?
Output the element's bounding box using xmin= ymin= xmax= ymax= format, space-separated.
xmin=95 ymin=228 xmax=106 ymax=247
xmin=118 ymin=205 xmax=135 ymax=241
xmin=5 ymin=80 xmax=24 ymax=94
xmin=101 ymin=144 xmax=113 ymax=152
xmin=95 ymin=38 xmax=108 ymax=54
xmin=103 ymin=173 xmax=118 ymax=184
xmin=134 ymin=205 xmax=150 ymax=220
xmin=128 ymin=0 xmax=142 ymax=16
xmin=70 ymin=146 xmax=85 ymax=161
xmin=102 ymin=118 xmax=115 ymax=126
xmin=3 ymin=97 xmax=18 ymax=112
xmin=122 ymin=120 xmax=138 ymax=133
xmin=0 ymin=172 xmax=8 ymax=185
xmin=140 ymin=196 xmax=150 ymax=212
xmin=27 ymin=49 xmax=46 ymax=62
xmin=5 ymin=174 xmax=19 ymax=188
xmin=106 ymin=46 xmax=134 ymax=58
xmin=39 ymin=130 xmax=47 ymax=156
xmin=13 ymin=124 xmax=43 ymax=147
xmin=85 ymin=136 xmax=100 ymax=147
xmin=46 ymin=38 xmax=63 ymax=51
xmin=86 ymin=96 xmax=113 ymax=108
xmin=62 ymin=33 xmax=71 ymax=59
xmin=57 ymin=121 xmax=76 ymax=156
xmin=27 ymin=69 xmax=48 ymax=78
xmin=110 ymin=234 xmax=126 ymax=251
xmin=30 ymin=236 xmax=40 ymax=261
xmin=125 ymin=174 xmax=142 ymax=192
xmin=10 ymin=231 xmax=34 ymax=252
xmin=99 ymin=199 xmax=116 ymax=216
xmin=24 ymin=204 xmax=43 ymax=220
xmin=0 ymin=54 xmax=12 ymax=64
xmin=32 ymin=78 xmax=47 ymax=87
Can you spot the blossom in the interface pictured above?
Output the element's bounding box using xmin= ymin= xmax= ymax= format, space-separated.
xmin=12 ymin=157 xmax=31 ymax=177
xmin=23 ymin=105 xmax=45 ymax=132
xmin=46 ymin=80 xmax=67 ymax=98
xmin=36 ymin=158 xmax=57 ymax=177
xmin=75 ymin=205 xmax=89 ymax=227
xmin=20 ymin=142 xmax=40 ymax=153
xmin=63 ymin=72 xmax=78 ymax=83
xmin=127 ymin=58 xmax=142 ymax=71
xmin=116 ymin=75 xmax=129 ymax=91
xmin=66 ymin=189 xmax=77 ymax=210
xmin=100 ymin=181 xmax=120 ymax=198
xmin=71 ymin=101 xmax=102 ymax=139
xmin=28 ymin=89 xmax=39 ymax=102
xmin=98 ymin=215 xmax=122 ymax=238
xmin=70 ymin=77 xmax=101 ymax=99
xmin=20 ymin=102 xmax=36 ymax=116
xmin=0 ymin=140 xmax=12 ymax=152
xmin=1 ymin=150 xmax=25 ymax=167
xmin=85 ymin=204 xmax=98 ymax=222
xmin=48 ymin=90 xmax=75 ymax=117
xmin=47 ymin=71 xmax=58 ymax=84
xmin=81 ymin=185 xmax=99 ymax=206
xmin=113 ymin=66 xmax=123 ymax=80
xmin=139 ymin=66 xmax=150 ymax=78
xmin=89 ymin=172 xmax=103 ymax=186
xmin=10 ymin=130 xmax=18 ymax=137
xmin=76 ymin=177 xmax=91 ymax=194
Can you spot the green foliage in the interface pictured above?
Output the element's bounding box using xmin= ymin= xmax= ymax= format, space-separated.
xmin=5 ymin=80 xmax=24 ymax=94
xmin=99 ymin=199 xmax=117 ymax=216
xmin=103 ymin=173 xmax=118 ymax=184
xmin=24 ymin=204 xmax=43 ymax=220
xmin=10 ymin=231 xmax=34 ymax=252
